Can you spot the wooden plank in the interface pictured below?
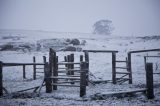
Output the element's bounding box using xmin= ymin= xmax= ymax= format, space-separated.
xmin=36 ymin=68 xmax=44 ymax=69
xmin=146 ymin=63 xmax=154 ymax=99
xmin=58 ymin=75 xmax=80 ymax=77
xmin=55 ymin=81 xmax=80 ymax=84
xmin=57 ymin=62 xmax=81 ymax=65
xmin=116 ymin=72 xmax=130 ymax=74
xmin=51 ymin=83 xmax=81 ymax=87
xmin=115 ymin=67 xmax=128 ymax=69
xmin=48 ymin=76 xmax=81 ymax=80
xmin=145 ymin=56 xmax=160 ymax=58
xmin=98 ymin=89 xmax=147 ymax=96
xmin=83 ymin=50 xmax=118 ymax=53
xmin=0 ymin=61 xmax=3 ymax=96
xmin=36 ymin=72 xmax=44 ymax=73
xmin=37 ymin=78 xmax=45 ymax=95
xmin=115 ymin=61 xmax=127 ymax=63
xmin=3 ymin=63 xmax=45 ymax=66
xmin=58 ymin=70 xmax=85 ymax=73
xmin=129 ymin=49 xmax=160 ymax=54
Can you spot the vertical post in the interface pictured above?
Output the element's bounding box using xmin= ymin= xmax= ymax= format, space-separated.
xmin=70 ymin=54 xmax=74 ymax=84
xmin=44 ymin=62 xmax=52 ymax=93
xmin=43 ymin=56 xmax=46 ymax=74
xmin=146 ymin=63 xmax=154 ymax=99
xmin=33 ymin=56 xmax=36 ymax=80
xmin=64 ymin=56 xmax=67 ymax=68
xmin=43 ymin=56 xmax=46 ymax=63
xmin=128 ymin=52 xmax=132 ymax=84
xmin=84 ymin=51 xmax=89 ymax=86
xmin=0 ymin=61 xmax=3 ymax=96
xmin=112 ymin=52 xmax=116 ymax=84
xmin=80 ymin=55 xmax=83 ymax=62
xmin=49 ymin=48 xmax=53 ymax=75
xmin=80 ymin=62 xmax=86 ymax=97
xmin=67 ymin=55 xmax=71 ymax=75
xmin=144 ymin=56 xmax=147 ymax=70
xmin=53 ymin=50 xmax=57 ymax=90
xmin=23 ymin=65 xmax=26 ymax=79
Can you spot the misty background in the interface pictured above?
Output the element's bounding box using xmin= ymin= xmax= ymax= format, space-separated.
xmin=0 ymin=0 xmax=160 ymax=36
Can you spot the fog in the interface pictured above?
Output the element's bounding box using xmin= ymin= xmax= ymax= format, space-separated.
xmin=0 ymin=0 xmax=160 ymax=36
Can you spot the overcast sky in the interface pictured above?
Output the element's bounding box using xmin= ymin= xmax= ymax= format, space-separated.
xmin=0 ymin=0 xmax=160 ymax=36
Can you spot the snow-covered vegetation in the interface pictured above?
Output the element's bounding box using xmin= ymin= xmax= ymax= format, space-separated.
xmin=0 ymin=30 xmax=160 ymax=106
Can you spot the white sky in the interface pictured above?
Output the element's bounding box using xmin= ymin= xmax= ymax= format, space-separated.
xmin=0 ymin=0 xmax=160 ymax=36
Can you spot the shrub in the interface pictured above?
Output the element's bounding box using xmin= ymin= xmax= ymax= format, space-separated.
xmin=70 ymin=39 xmax=80 ymax=45
xmin=0 ymin=44 xmax=14 ymax=51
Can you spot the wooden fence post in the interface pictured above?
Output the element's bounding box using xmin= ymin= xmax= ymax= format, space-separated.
xmin=44 ymin=62 xmax=52 ymax=93
xmin=67 ymin=55 xmax=71 ymax=75
xmin=80 ymin=55 xmax=83 ymax=62
xmin=84 ymin=51 xmax=89 ymax=86
xmin=23 ymin=65 xmax=26 ymax=79
xmin=127 ymin=52 xmax=132 ymax=84
xmin=43 ymin=56 xmax=46 ymax=63
xmin=146 ymin=63 xmax=154 ymax=99
xmin=53 ymin=50 xmax=58 ymax=90
xmin=80 ymin=62 xmax=86 ymax=97
xmin=144 ymin=56 xmax=147 ymax=70
xmin=49 ymin=48 xmax=53 ymax=75
xmin=64 ymin=56 xmax=67 ymax=68
xmin=0 ymin=61 xmax=3 ymax=96
xmin=70 ymin=54 xmax=74 ymax=84
xmin=112 ymin=53 xmax=116 ymax=84
xmin=33 ymin=56 xmax=36 ymax=80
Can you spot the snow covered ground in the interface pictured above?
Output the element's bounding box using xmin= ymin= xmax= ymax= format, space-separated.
xmin=0 ymin=30 xmax=160 ymax=106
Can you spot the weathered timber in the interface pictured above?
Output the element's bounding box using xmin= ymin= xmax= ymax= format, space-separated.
xmin=127 ymin=53 xmax=132 ymax=84
xmin=146 ymin=63 xmax=154 ymax=99
xmin=80 ymin=62 xmax=87 ymax=97
xmin=70 ymin=54 xmax=75 ymax=84
xmin=23 ymin=65 xmax=26 ymax=79
xmin=84 ymin=51 xmax=89 ymax=86
xmin=80 ymin=55 xmax=83 ymax=62
xmin=45 ymin=62 xmax=52 ymax=93
xmin=47 ymin=76 xmax=80 ymax=80
xmin=33 ymin=56 xmax=36 ymax=80
xmin=112 ymin=53 xmax=116 ymax=84
xmin=0 ymin=61 xmax=3 ymax=96
xmin=129 ymin=49 xmax=160 ymax=54
xmin=3 ymin=63 xmax=45 ymax=66
xmin=51 ymin=83 xmax=81 ymax=87
xmin=57 ymin=62 xmax=81 ymax=65
xmin=52 ymin=49 xmax=58 ymax=90
xmin=83 ymin=50 xmax=118 ymax=53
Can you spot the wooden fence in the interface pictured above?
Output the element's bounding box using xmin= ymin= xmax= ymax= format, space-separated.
xmin=45 ymin=48 xmax=88 ymax=97
xmin=83 ymin=50 xmax=119 ymax=84
xmin=127 ymin=48 xmax=160 ymax=84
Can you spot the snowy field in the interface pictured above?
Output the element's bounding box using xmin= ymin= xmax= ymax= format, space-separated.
xmin=0 ymin=30 xmax=160 ymax=106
